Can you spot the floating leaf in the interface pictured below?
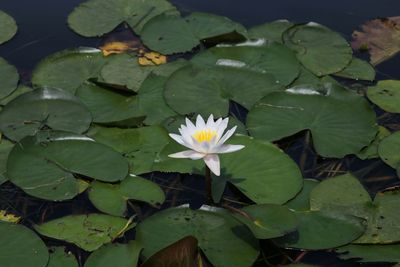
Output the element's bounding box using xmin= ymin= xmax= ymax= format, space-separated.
xmin=75 ymin=82 xmax=142 ymax=124
xmin=89 ymin=175 xmax=165 ymax=216
xmin=88 ymin=125 xmax=170 ymax=174
xmin=35 ymin=214 xmax=135 ymax=251
xmin=136 ymin=206 xmax=259 ymax=267
xmin=247 ymin=85 xmax=377 ymax=158
xmin=7 ymin=131 xmax=129 ymax=201
xmin=100 ymin=41 xmax=138 ymax=56
xmin=84 ymin=241 xmax=142 ymax=267
xmin=0 ymin=57 xmax=19 ymax=100
xmin=0 ymin=210 xmax=21 ymax=223
xmin=139 ymin=51 xmax=167 ymax=66
xmin=351 ymin=17 xmax=400 ymax=65
xmin=285 ymin=179 xmax=319 ymax=211
xmin=141 ymin=236 xmax=198 ymax=267
xmin=141 ymin=12 xmax=247 ymax=54
xmin=233 ymin=204 xmax=298 ymax=239
xmin=0 ymin=87 xmax=92 ymax=141
xmin=357 ymin=126 xmax=391 ymax=160
xmin=165 ymin=65 xmax=281 ymax=117
xmin=0 ymin=85 xmax=31 ymax=106
xmin=378 ymin=131 xmax=400 ymax=169
xmin=367 ymin=80 xmax=400 ymax=113
xmin=0 ymin=10 xmax=17 ymax=44
xmin=32 ymin=48 xmax=108 ymax=93
xmin=274 ymin=210 xmax=365 ymax=250
xmin=0 ymin=222 xmax=49 ymax=267
xmin=334 ymin=58 xmax=376 ymax=81
xmin=68 ymin=0 xmax=178 ymax=37
xmin=283 ymin=22 xmax=352 ymax=76
xmin=47 ymin=247 xmax=79 ymax=267
xmin=0 ymin=139 xmax=14 ymax=185
xmin=336 ymin=244 xmax=400 ymax=262
xmin=248 ymin=19 xmax=294 ymax=43
xmin=191 ymin=42 xmax=300 ymax=86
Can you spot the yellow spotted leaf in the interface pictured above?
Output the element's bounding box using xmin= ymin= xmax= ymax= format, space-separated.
xmin=99 ymin=41 xmax=138 ymax=56
xmin=138 ymin=51 xmax=167 ymax=66
xmin=0 ymin=210 xmax=21 ymax=223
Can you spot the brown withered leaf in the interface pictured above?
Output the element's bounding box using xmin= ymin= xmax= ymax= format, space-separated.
xmin=99 ymin=41 xmax=138 ymax=56
xmin=351 ymin=16 xmax=400 ymax=65
xmin=138 ymin=50 xmax=167 ymax=66
xmin=141 ymin=236 xmax=205 ymax=267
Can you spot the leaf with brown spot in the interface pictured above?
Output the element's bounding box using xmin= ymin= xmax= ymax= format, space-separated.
xmin=100 ymin=41 xmax=139 ymax=56
xmin=138 ymin=51 xmax=167 ymax=66
xmin=141 ymin=236 xmax=199 ymax=267
xmin=351 ymin=16 xmax=400 ymax=65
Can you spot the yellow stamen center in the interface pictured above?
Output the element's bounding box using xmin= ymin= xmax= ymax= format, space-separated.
xmin=193 ymin=129 xmax=217 ymax=142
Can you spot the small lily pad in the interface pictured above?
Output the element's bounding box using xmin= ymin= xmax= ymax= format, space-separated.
xmin=367 ymin=80 xmax=400 ymax=113
xmin=88 ymin=175 xmax=165 ymax=216
xmin=136 ymin=206 xmax=259 ymax=267
xmin=0 ymin=57 xmax=19 ymax=100
xmin=378 ymin=131 xmax=400 ymax=169
xmin=283 ymin=22 xmax=352 ymax=76
xmin=0 ymin=87 xmax=92 ymax=141
xmin=336 ymin=244 xmax=400 ymax=262
xmin=0 ymin=10 xmax=17 ymax=44
xmin=47 ymin=247 xmax=79 ymax=267
xmin=84 ymin=241 xmax=142 ymax=267
xmin=0 ymin=222 xmax=49 ymax=267
xmin=35 ymin=214 xmax=135 ymax=251
xmin=334 ymin=58 xmax=376 ymax=81
xmin=248 ymin=19 xmax=294 ymax=43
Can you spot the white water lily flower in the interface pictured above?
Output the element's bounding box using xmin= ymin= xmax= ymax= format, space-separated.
xmin=168 ymin=114 xmax=245 ymax=176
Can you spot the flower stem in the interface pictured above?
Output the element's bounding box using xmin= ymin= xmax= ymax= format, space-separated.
xmin=205 ymin=165 xmax=213 ymax=204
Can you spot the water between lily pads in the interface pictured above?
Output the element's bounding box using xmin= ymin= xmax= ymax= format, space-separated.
xmin=1 ymin=0 xmax=400 ymax=266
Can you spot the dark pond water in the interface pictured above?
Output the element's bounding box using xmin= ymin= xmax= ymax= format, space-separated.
xmin=1 ymin=1 xmax=400 ymax=266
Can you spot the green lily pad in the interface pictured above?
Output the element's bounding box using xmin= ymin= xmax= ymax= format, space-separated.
xmin=191 ymin=42 xmax=300 ymax=86
xmin=7 ymin=131 xmax=129 ymax=201
xmin=0 ymin=85 xmax=31 ymax=106
xmin=0 ymin=57 xmax=19 ymax=100
xmin=32 ymin=48 xmax=108 ymax=94
xmin=0 ymin=87 xmax=92 ymax=141
xmin=247 ymin=85 xmax=377 ymax=158
xmin=165 ymin=65 xmax=281 ymax=117
xmin=285 ymin=179 xmax=319 ymax=211
xmin=274 ymin=210 xmax=365 ymax=250
xmin=367 ymin=80 xmax=400 ymax=113
xmin=88 ymin=175 xmax=165 ymax=216
xmin=35 ymin=214 xmax=134 ymax=251
xmin=47 ymin=247 xmax=79 ymax=267
xmin=0 ymin=139 xmax=14 ymax=185
xmin=0 ymin=10 xmax=17 ymax=44
xmin=0 ymin=222 xmax=49 ymax=267
xmin=336 ymin=244 xmax=400 ymax=262
xmin=136 ymin=206 xmax=259 ymax=267
xmin=88 ymin=125 xmax=170 ymax=174
xmin=75 ymin=82 xmax=142 ymax=124
xmin=141 ymin=13 xmax=247 ymax=54
xmin=283 ymin=22 xmax=352 ymax=76
xmin=248 ymin=19 xmax=294 ymax=43
xmin=84 ymin=241 xmax=142 ymax=267
xmin=219 ymin=135 xmax=303 ymax=204
xmin=68 ymin=0 xmax=178 ymax=37
xmin=357 ymin=126 xmax=391 ymax=160
xmin=334 ymin=58 xmax=376 ymax=81
xmin=233 ymin=204 xmax=298 ymax=239
xmin=378 ymin=131 xmax=400 ymax=169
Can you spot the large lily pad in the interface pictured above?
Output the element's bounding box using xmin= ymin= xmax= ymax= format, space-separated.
xmin=165 ymin=65 xmax=281 ymax=117
xmin=0 ymin=10 xmax=17 ymax=44
xmin=84 ymin=241 xmax=142 ymax=267
xmin=0 ymin=222 xmax=49 ymax=267
xmin=35 ymin=214 xmax=134 ymax=251
xmin=88 ymin=125 xmax=170 ymax=174
xmin=141 ymin=13 xmax=247 ymax=54
xmin=283 ymin=22 xmax=352 ymax=76
xmin=219 ymin=135 xmax=303 ymax=204
xmin=191 ymin=42 xmax=300 ymax=86
xmin=31 ymin=48 xmax=108 ymax=94
xmin=68 ymin=0 xmax=178 ymax=37
xmin=247 ymin=85 xmax=378 ymax=158
xmin=7 ymin=131 xmax=129 ymax=201
xmin=136 ymin=206 xmax=259 ymax=267
xmin=248 ymin=20 xmax=294 ymax=43
xmin=274 ymin=210 xmax=365 ymax=249
xmin=336 ymin=244 xmax=400 ymax=262
xmin=0 ymin=57 xmax=19 ymax=100
xmin=0 ymin=87 xmax=92 ymax=141
xmin=367 ymin=80 xmax=400 ymax=113
xmin=47 ymin=247 xmax=79 ymax=267
xmin=233 ymin=204 xmax=298 ymax=239
xmin=88 ymin=175 xmax=165 ymax=216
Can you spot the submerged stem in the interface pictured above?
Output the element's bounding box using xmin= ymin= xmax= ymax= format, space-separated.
xmin=205 ymin=165 xmax=213 ymax=204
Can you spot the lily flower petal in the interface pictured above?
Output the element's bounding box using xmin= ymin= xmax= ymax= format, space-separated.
xmin=169 ymin=133 xmax=185 ymax=146
xmin=217 ymin=126 xmax=237 ymax=145
xmin=214 ymin=144 xmax=245 ymax=154
xmin=204 ymin=154 xmax=220 ymax=176
xmin=168 ymin=150 xmax=205 ymax=160
xmin=196 ymin=114 xmax=206 ymax=128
